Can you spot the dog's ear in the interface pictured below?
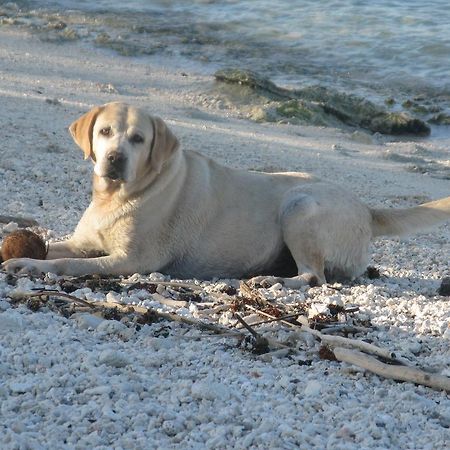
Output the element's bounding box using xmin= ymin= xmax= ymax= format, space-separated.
xmin=150 ymin=116 xmax=179 ymax=173
xmin=69 ymin=106 xmax=104 ymax=160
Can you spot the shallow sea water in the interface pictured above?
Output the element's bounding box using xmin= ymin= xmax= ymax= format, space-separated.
xmin=1 ymin=0 xmax=450 ymax=139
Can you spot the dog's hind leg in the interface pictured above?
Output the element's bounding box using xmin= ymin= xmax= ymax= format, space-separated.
xmin=278 ymin=185 xmax=372 ymax=289
xmin=280 ymin=195 xmax=326 ymax=288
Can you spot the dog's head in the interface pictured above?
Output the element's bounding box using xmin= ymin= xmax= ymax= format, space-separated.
xmin=69 ymin=102 xmax=179 ymax=188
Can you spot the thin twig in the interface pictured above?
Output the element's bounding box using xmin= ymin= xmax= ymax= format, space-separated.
xmin=296 ymin=315 xmax=401 ymax=363
xmin=239 ymin=281 xmax=276 ymax=307
xmin=234 ymin=313 xmax=261 ymax=339
xmin=0 ymin=215 xmax=39 ymax=227
xmin=245 ymin=303 xmax=402 ymax=363
xmin=239 ymin=312 xmax=303 ymax=328
xmin=150 ymin=292 xmax=189 ymax=308
xmin=245 ymin=304 xmax=299 ymax=329
xmin=9 ymin=289 xmax=95 ymax=309
xmin=125 ymin=280 xmax=204 ymax=291
xmin=320 ymin=324 xmax=372 ymax=335
xmin=94 ymin=300 xmax=242 ymax=335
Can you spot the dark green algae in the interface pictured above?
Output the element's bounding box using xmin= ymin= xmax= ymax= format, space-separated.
xmin=214 ymin=68 xmax=431 ymax=136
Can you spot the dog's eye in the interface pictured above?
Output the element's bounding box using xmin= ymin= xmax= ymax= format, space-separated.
xmin=100 ymin=127 xmax=112 ymax=137
xmin=130 ymin=134 xmax=144 ymax=144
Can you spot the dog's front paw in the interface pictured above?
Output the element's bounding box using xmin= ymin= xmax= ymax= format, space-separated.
xmin=247 ymin=275 xmax=284 ymax=288
xmin=1 ymin=258 xmax=52 ymax=275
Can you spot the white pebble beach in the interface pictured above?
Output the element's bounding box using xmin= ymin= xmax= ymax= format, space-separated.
xmin=0 ymin=26 xmax=449 ymax=449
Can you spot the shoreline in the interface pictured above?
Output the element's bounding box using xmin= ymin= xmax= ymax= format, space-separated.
xmin=0 ymin=27 xmax=449 ymax=449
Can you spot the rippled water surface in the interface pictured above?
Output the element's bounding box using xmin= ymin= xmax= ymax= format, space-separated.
xmin=2 ymin=1 xmax=450 ymax=122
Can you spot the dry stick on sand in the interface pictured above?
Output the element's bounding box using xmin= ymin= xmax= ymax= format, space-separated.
xmin=249 ymin=304 xmax=400 ymax=361
xmin=125 ymin=280 xmax=204 ymax=291
xmin=240 ymin=313 xmax=304 ymax=328
xmin=150 ymin=292 xmax=189 ymax=308
xmin=295 ymin=315 xmax=400 ymax=362
xmin=0 ymin=215 xmax=39 ymax=227
xmin=10 ymin=289 xmax=240 ymax=335
xmin=245 ymin=303 xmax=397 ymax=361
xmin=9 ymin=290 xmax=290 ymax=350
xmin=240 ymin=281 xmax=275 ymax=307
xmin=88 ymin=297 xmax=243 ymax=335
xmin=234 ymin=313 xmax=262 ymax=339
xmin=334 ymin=347 xmax=450 ymax=392
xmin=91 ymin=300 xmax=290 ymax=350
xmin=9 ymin=289 xmax=95 ymax=309
xmin=245 ymin=304 xmax=303 ymax=329
xmin=8 ymin=289 xmax=240 ymax=336
xmin=234 ymin=313 xmax=271 ymax=354
xmin=245 ymin=304 xmax=450 ymax=392
xmin=9 ymin=288 xmax=450 ymax=391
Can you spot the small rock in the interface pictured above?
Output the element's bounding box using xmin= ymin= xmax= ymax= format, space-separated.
xmin=149 ymin=272 xmax=166 ymax=282
xmin=0 ymin=300 xmax=11 ymax=311
xmin=328 ymin=295 xmax=343 ymax=307
xmin=366 ymin=266 xmax=380 ymax=279
xmin=162 ymin=419 xmax=185 ymax=436
xmin=105 ymin=291 xmax=121 ymax=303
xmin=308 ymin=303 xmax=330 ymax=319
xmin=443 ymin=326 xmax=450 ymax=340
xmin=438 ymin=414 xmax=450 ymax=428
xmin=304 ymin=380 xmax=322 ymax=397
xmin=438 ymin=278 xmax=450 ymax=296
xmin=407 ymin=341 xmax=422 ymax=354
xmin=3 ymin=222 xmax=18 ymax=233
xmin=98 ymin=349 xmax=130 ymax=368
xmin=0 ymin=311 xmax=24 ymax=333
xmin=96 ymin=319 xmax=128 ymax=335
xmin=71 ymin=313 xmax=104 ymax=330
xmin=96 ymin=82 xmax=119 ymax=94
xmin=45 ymin=98 xmax=61 ymax=105
xmin=9 ymin=381 xmax=33 ymax=394
xmin=84 ymin=385 xmax=112 ymax=396
xmin=191 ymin=380 xmax=230 ymax=401
xmin=349 ymin=130 xmax=373 ymax=144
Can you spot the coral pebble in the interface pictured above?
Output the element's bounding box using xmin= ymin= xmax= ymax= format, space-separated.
xmin=1 ymin=230 xmax=47 ymax=262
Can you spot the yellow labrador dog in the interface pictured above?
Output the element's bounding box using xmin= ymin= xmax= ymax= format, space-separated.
xmin=3 ymin=102 xmax=450 ymax=287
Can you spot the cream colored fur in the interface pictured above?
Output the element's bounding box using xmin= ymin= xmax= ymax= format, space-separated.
xmin=3 ymin=102 xmax=450 ymax=287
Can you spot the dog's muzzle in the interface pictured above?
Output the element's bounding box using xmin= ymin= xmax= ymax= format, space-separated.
xmin=105 ymin=151 xmax=126 ymax=180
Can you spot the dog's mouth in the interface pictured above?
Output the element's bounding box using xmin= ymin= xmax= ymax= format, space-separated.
xmin=104 ymin=170 xmax=124 ymax=182
xmin=94 ymin=158 xmax=127 ymax=182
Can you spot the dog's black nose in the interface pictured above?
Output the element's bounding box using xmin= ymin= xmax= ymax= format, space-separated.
xmin=105 ymin=152 xmax=126 ymax=180
xmin=107 ymin=152 xmax=125 ymax=165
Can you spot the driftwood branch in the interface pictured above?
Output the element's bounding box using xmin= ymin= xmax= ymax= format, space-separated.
xmin=296 ymin=315 xmax=400 ymax=362
xmin=7 ymin=284 xmax=450 ymax=392
xmin=150 ymin=292 xmax=189 ymax=308
xmin=240 ymin=281 xmax=274 ymax=307
xmin=234 ymin=313 xmax=270 ymax=354
xmin=0 ymin=215 xmax=39 ymax=227
xmin=9 ymin=289 xmax=95 ymax=309
xmin=244 ymin=304 xmax=297 ymax=329
xmin=95 ymin=301 xmax=289 ymax=351
xmin=93 ymin=300 xmax=243 ymax=336
xmin=234 ymin=313 xmax=261 ymax=339
xmin=127 ymin=280 xmax=204 ymax=291
xmin=243 ymin=303 xmax=450 ymax=392
xmin=247 ymin=305 xmax=400 ymax=363
xmin=334 ymin=347 xmax=450 ymax=392
xmin=243 ymin=313 xmax=304 ymax=328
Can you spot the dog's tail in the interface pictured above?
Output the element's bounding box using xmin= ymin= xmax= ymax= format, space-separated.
xmin=371 ymin=196 xmax=450 ymax=238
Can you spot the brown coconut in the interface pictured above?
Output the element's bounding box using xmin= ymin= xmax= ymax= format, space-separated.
xmin=1 ymin=230 xmax=47 ymax=262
